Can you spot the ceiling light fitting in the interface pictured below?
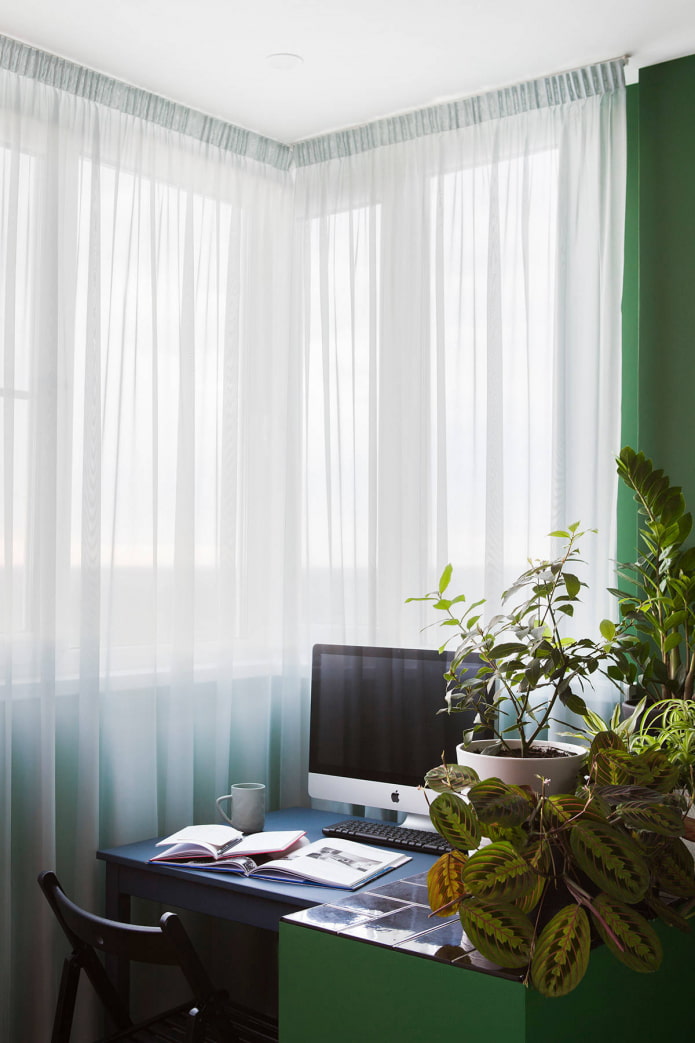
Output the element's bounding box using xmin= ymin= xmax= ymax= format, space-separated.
xmin=265 ymin=52 xmax=304 ymax=72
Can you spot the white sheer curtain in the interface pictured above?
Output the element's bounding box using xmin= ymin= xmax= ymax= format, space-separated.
xmin=0 ymin=62 xmax=297 ymax=1038
xmin=0 ymin=45 xmax=625 ymax=1038
xmin=293 ymin=83 xmax=626 ymax=650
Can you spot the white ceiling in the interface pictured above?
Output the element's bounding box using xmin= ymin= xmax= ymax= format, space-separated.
xmin=2 ymin=0 xmax=695 ymax=143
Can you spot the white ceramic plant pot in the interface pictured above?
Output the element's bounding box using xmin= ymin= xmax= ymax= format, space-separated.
xmin=456 ymin=738 xmax=587 ymax=796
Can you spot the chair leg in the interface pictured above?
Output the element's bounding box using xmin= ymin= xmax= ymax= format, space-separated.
xmin=185 ymin=1007 xmax=203 ymax=1043
xmin=51 ymin=956 xmax=81 ymax=1043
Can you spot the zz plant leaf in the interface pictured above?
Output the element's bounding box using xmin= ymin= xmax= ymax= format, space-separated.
xmin=530 ymin=905 xmax=591 ymax=998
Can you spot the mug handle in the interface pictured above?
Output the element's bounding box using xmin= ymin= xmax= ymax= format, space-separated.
xmin=215 ymin=794 xmax=234 ymax=826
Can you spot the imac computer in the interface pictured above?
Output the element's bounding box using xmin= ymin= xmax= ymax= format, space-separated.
xmin=308 ymin=643 xmax=484 ymax=830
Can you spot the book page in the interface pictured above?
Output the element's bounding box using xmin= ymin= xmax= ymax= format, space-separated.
xmin=258 ymin=838 xmax=410 ymax=887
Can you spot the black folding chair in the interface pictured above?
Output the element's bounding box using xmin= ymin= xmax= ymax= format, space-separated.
xmin=38 ymin=870 xmax=277 ymax=1043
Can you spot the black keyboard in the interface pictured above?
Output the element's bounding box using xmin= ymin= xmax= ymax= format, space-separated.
xmin=322 ymin=818 xmax=452 ymax=856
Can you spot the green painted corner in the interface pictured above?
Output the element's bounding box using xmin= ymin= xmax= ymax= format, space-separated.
xmin=619 ymin=54 xmax=695 ymax=564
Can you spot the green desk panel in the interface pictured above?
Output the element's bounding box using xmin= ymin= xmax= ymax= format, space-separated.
xmin=279 ymin=919 xmax=693 ymax=1043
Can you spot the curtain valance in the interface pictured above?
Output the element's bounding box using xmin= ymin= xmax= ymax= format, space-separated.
xmin=0 ymin=33 xmax=625 ymax=170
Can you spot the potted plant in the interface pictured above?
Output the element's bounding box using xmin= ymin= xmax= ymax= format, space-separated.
xmin=614 ymin=446 xmax=695 ymax=710
xmin=409 ymin=524 xmax=635 ymax=793
xmin=422 ymin=735 xmax=695 ymax=998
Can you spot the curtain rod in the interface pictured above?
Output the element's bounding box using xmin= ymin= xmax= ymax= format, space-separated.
xmin=0 ymin=32 xmax=294 ymax=171
xmin=293 ymin=57 xmax=627 ymax=167
xmin=0 ymin=34 xmax=626 ymax=172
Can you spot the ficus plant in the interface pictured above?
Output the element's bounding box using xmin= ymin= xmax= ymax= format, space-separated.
xmin=408 ymin=524 xmax=636 ymax=756
xmin=423 ymin=734 xmax=695 ymax=998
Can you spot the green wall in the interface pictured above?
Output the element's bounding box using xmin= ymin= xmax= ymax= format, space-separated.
xmin=620 ymin=54 xmax=695 ymax=559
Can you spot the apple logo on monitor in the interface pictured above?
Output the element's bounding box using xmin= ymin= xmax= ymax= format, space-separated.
xmin=391 ymin=791 xmax=400 ymax=803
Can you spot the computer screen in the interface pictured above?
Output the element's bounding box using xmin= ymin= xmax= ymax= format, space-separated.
xmin=308 ymin=643 xmax=484 ymax=828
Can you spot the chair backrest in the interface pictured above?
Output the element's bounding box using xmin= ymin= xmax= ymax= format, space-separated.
xmin=38 ymin=870 xmax=221 ymax=1042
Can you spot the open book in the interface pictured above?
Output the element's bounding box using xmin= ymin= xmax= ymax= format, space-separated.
xmin=151 ymin=825 xmax=306 ymax=863
xmin=152 ymin=834 xmax=411 ymax=890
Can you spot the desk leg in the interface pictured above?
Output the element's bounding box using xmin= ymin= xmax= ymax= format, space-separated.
xmin=104 ymin=863 xmax=131 ymax=1008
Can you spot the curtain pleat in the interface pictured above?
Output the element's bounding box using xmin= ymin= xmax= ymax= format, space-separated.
xmin=0 ymin=42 xmax=625 ymax=1039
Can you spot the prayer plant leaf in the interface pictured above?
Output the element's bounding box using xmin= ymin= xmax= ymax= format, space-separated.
xmin=569 ymin=820 xmax=650 ymax=903
xmin=459 ymin=897 xmax=534 ymax=969
xmin=427 ymin=850 xmax=469 ymax=916
xmin=652 ymin=837 xmax=695 ymax=898
xmin=614 ymin=801 xmax=685 ymax=837
xmin=644 ymin=893 xmax=692 ymax=933
xmin=515 ymin=840 xmax=549 ymax=913
xmin=424 ymin=763 xmax=479 ymax=793
xmin=591 ymin=894 xmax=663 ymax=974
xmin=589 ymin=749 xmax=655 ymax=787
xmin=483 ymin=823 xmax=529 ymax=850
xmin=461 ymin=841 xmax=537 ymax=902
xmin=590 ymin=730 xmax=626 ymax=755
xmin=429 ymin=792 xmax=481 ymax=851
xmin=467 ymin=778 xmax=535 ymax=828
xmin=530 ymin=904 xmax=591 ymax=998
xmin=542 ymin=793 xmax=609 ymax=829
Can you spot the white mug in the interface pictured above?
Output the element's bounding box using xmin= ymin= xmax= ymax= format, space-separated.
xmin=216 ymin=782 xmax=266 ymax=834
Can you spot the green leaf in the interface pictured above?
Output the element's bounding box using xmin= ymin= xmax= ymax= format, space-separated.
xmin=483 ymin=823 xmax=529 ymax=850
xmin=644 ymin=893 xmax=692 ymax=932
xmin=591 ymin=893 xmax=663 ymax=973
xmin=429 ymin=792 xmax=481 ymax=851
xmin=562 ymin=692 xmax=589 ymax=716
xmin=461 ymin=841 xmax=537 ymax=902
xmin=663 ymin=632 xmax=682 ymax=654
xmin=438 ymin=563 xmax=453 ymax=594
xmin=515 ymin=840 xmax=550 ymax=913
xmin=427 ymin=850 xmax=469 ymax=916
xmin=569 ymin=820 xmax=650 ymax=903
xmin=543 ymin=793 xmax=609 ymax=829
xmin=564 ymin=574 xmax=581 ymax=598
xmin=424 ymin=763 xmax=480 ymax=793
xmin=599 ymin=619 xmax=617 ymax=641
xmin=467 ymin=779 xmax=534 ymax=828
xmin=614 ymin=801 xmax=685 ymax=837
xmin=653 ymin=838 xmax=695 ymax=898
xmin=589 ymin=749 xmax=653 ymax=787
xmin=530 ymin=904 xmax=591 ymax=998
xmin=459 ymin=897 xmax=534 ymax=968
xmin=488 ymin=642 xmax=529 ymax=659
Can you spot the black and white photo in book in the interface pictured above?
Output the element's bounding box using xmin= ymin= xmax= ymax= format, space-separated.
xmin=152 ymin=836 xmax=411 ymax=890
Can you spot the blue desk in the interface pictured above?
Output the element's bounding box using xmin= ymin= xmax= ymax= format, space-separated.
xmin=97 ymin=807 xmax=438 ymax=1010
xmin=97 ymin=807 xmax=438 ymax=932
